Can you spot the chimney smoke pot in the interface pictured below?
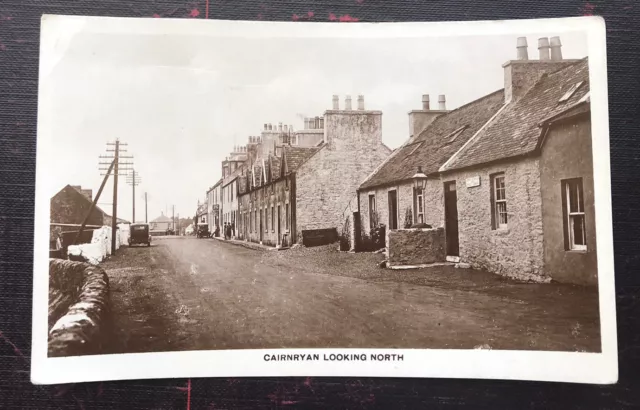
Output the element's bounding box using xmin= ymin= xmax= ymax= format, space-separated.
xmin=268 ymin=124 xmax=272 ymax=130
xmin=357 ymin=95 xmax=364 ymax=110
xmin=516 ymin=37 xmax=529 ymax=60
xmin=345 ymin=95 xmax=352 ymax=110
xmin=264 ymin=123 xmax=268 ymax=130
xmin=422 ymin=94 xmax=430 ymax=110
xmin=438 ymin=94 xmax=446 ymax=110
xmin=550 ymin=36 xmax=562 ymax=60
xmin=332 ymin=95 xmax=339 ymax=110
xmin=538 ymin=37 xmax=550 ymax=60
xmin=278 ymin=122 xmax=282 ymax=131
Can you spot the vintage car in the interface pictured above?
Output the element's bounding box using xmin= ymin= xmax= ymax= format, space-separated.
xmin=196 ymin=225 xmax=210 ymax=238
xmin=129 ymin=223 xmax=151 ymax=246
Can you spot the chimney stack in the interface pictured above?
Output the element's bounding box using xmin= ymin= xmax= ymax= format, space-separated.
xmin=550 ymin=36 xmax=562 ymax=60
xmin=345 ymin=95 xmax=352 ymax=110
xmin=332 ymin=95 xmax=339 ymax=110
xmin=422 ymin=94 xmax=430 ymax=110
xmin=357 ymin=95 xmax=364 ymax=110
xmin=438 ymin=95 xmax=446 ymax=110
xmin=538 ymin=37 xmax=550 ymax=60
xmin=516 ymin=37 xmax=528 ymax=60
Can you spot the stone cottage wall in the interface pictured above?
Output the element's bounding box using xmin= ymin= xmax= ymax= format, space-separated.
xmin=48 ymin=259 xmax=111 ymax=357
xmin=539 ymin=116 xmax=597 ymax=285
xmin=295 ymin=110 xmax=391 ymax=241
xmin=358 ymin=178 xmax=444 ymax=235
xmin=444 ymin=157 xmax=546 ymax=282
xmin=386 ymin=228 xmax=446 ymax=268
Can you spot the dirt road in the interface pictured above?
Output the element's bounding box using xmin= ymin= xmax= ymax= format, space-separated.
xmin=103 ymin=237 xmax=600 ymax=353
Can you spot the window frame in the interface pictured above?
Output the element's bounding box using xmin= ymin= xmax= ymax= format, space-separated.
xmin=562 ymin=178 xmax=587 ymax=251
xmin=413 ymin=187 xmax=424 ymax=224
xmin=490 ymin=173 xmax=508 ymax=230
xmin=368 ymin=194 xmax=376 ymax=229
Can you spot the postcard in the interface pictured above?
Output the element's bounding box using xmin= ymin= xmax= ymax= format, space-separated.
xmin=32 ymin=14 xmax=617 ymax=384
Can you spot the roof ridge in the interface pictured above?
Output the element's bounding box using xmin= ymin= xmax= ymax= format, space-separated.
xmin=414 ymin=88 xmax=504 ymax=141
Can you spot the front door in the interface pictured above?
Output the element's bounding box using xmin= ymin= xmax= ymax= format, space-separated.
xmin=444 ymin=181 xmax=459 ymax=256
xmin=388 ymin=190 xmax=398 ymax=230
xmin=277 ymin=205 xmax=281 ymax=245
xmin=260 ymin=209 xmax=263 ymax=243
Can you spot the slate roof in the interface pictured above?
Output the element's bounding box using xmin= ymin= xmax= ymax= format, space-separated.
xmin=359 ymin=89 xmax=505 ymax=190
xmin=270 ymin=154 xmax=282 ymax=180
xmin=283 ymin=145 xmax=323 ymax=174
xmin=441 ymin=58 xmax=589 ymax=172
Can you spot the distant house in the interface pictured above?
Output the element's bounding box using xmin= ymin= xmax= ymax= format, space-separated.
xmin=236 ymin=95 xmax=392 ymax=247
xmin=206 ymin=179 xmax=223 ymax=234
xmin=50 ymin=184 xmax=129 ymax=250
xmin=149 ymin=212 xmax=173 ymax=234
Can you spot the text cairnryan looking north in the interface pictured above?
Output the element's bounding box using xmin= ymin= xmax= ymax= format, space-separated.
xmin=263 ymin=353 xmax=404 ymax=362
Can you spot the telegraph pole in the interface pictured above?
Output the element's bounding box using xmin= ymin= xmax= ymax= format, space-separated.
xmin=126 ymin=169 xmax=141 ymax=223
xmin=172 ymin=205 xmax=175 ymax=234
xmin=99 ymin=139 xmax=133 ymax=254
xmin=145 ymin=192 xmax=148 ymax=223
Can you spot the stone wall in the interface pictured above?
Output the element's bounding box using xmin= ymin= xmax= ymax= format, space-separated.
xmin=443 ymin=157 xmax=546 ymax=282
xmin=386 ymin=228 xmax=446 ymax=267
xmin=295 ymin=110 xmax=391 ymax=241
xmin=237 ymin=176 xmax=292 ymax=247
xmin=48 ymin=259 xmax=111 ymax=357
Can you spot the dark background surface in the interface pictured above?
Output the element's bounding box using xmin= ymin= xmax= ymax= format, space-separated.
xmin=1 ymin=0 xmax=639 ymax=408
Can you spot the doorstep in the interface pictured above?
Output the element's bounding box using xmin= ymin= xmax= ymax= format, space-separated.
xmin=387 ymin=262 xmax=455 ymax=270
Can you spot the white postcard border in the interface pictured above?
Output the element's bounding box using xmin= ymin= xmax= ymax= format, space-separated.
xmin=31 ymin=15 xmax=617 ymax=385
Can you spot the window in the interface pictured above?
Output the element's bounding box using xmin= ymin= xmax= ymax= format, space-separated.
xmin=491 ymin=173 xmax=508 ymax=229
xmin=231 ymin=184 xmax=234 ymax=201
xmin=562 ymin=178 xmax=587 ymax=251
xmin=559 ymin=81 xmax=584 ymax=103
xmin=285 ymin=203 xmax=290 ymax=230
xmin=368 ymin=194 xmax=376 ymax=228
xmin=271 ymin=206 xmax=275 ymax=232
xmin=413 ymin=188 xmax=424 ymax=224
xmin=264 ymin=208 xmax=268 ymax=233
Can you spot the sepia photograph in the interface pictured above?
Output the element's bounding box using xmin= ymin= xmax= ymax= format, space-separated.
xmin=32 ymin=15 xmax=617 ymax=384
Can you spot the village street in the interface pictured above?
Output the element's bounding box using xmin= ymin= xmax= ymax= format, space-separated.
xmin=101 ymin=237 xmax=601 ymax=354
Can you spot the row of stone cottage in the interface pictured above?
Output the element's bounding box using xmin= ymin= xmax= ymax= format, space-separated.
xmin=198 ymin=36 xmax=597 ymax=286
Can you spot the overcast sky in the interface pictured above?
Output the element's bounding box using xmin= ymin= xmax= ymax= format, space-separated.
xmin=44 ymin=27 xmax=587 ymax=222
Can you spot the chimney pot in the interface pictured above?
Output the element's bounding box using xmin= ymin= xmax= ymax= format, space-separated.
xmin=438 ymin=94 xmax=446 ymax=110
xmin=268 ymin=124 xmax=272 ymax=130
xmin=516 ymin=37 xmax=529 ymax=60
xmin=357 ymin=95 xmax=364 ymax=110
xmin=264 ymin=123 xmax=268 ymax=130
xmin=332 ymin=95 xmax=339 ymax=110
xmin=538 ymin=37 xmax=550 ymax=60
xmin=278 ymin=122 xmax=282 ymax=131
xmin=422 ymin=94 xmax=430 ymax=110
xmin=345 ymin=95 xmax=352 ymax=110
xmin=550 ymin=36 xmax=562 ymax=60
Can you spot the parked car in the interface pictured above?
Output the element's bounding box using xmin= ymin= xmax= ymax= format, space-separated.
xmin=129 ymin=223 xmax=151 ymax=247
xmin=196 ymin=225 xmax=210 ymax=238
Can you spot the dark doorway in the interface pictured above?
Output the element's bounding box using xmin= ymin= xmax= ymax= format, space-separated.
xmin=444 ymin=181 xmax=459 ymax=256
xmin=259 ymin=209 xmax=263 ymax=243
xmin=277 ymin=205 xmax=281 ymax=245
xmin=388 ymin=190 xmax=398 ymax=230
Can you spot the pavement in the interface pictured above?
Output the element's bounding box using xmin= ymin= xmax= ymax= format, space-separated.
xmin=102 ymin=237 xmax=601 ymax=354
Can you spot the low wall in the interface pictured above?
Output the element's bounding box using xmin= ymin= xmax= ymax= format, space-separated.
xmin=48 ymin=259 xmax=111 ymax=357
xmin=386 ymin=227 xmax=446 ymax=268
